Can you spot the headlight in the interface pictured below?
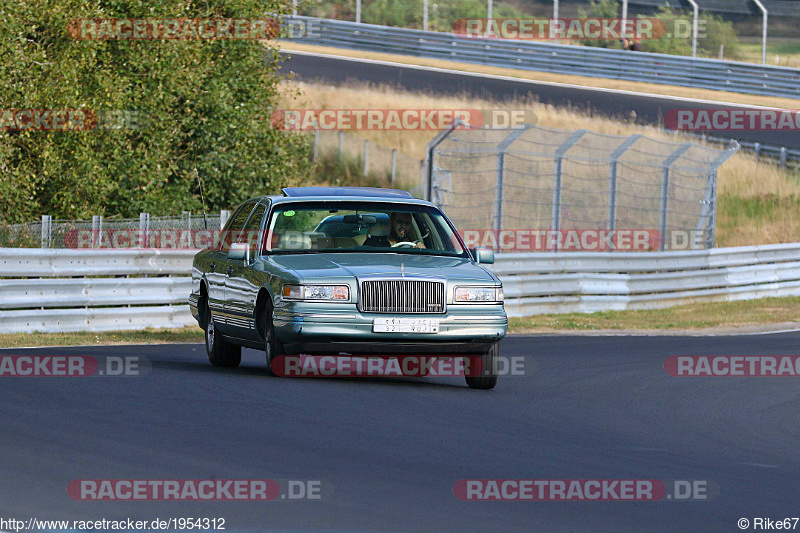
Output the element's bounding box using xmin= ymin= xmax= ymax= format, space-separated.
xmin=454 ymin=286 xmax=503 ymax=303
xmin=282 ymin=284 xmax=350 ymax=301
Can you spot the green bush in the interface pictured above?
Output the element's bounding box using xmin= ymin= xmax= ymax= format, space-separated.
xmin=0 ymin=0 xmax=313 ymax=224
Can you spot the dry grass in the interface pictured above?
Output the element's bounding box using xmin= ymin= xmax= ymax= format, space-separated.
xmin=509 ymin=296 xmax=800 ymax=333
xmin=279 ymin=43 xmax=800 ymax=110
xmin=279 ymin=80 xmax=800 ymax=246
xmin=0 ymin=326 xmax=204 ymax=349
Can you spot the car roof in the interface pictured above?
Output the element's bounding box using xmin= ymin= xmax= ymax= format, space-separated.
xmin=245 ymin=187 xmax=435 ymax=207
xmin=283 ymin=187 xmax=413 ymax=199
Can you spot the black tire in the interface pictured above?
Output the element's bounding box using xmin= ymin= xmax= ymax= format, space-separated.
xmin=465 ymin=342 xmax=499 ymax=390
xmin=204 ymin=302 xmax=241 ymax=368
xmin=263 ymin=299 xmax=285 ymax=376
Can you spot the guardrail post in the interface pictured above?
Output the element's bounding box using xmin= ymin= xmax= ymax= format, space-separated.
xmin=292 ymin=0 xmax=297 ymax=17
xmin=356 ymin=0 xmax=361 ymax=23
xmin=220 ymin=210 xmax=230 ymax=230
xmin=659 ymin=143 xmax=693 ymax=251
xmin=608 ymin=134 xmax=641 ymax=232
xmin=391 ymin=149 xmax=397 ymax=185
xmin=552 ymin=0 xmax=559 ymax=43
xmin=139 ymin=212 xmax=150 ymax=248
xmin=780 ymin=147 xmax=787 ymax=168
xmin=423 ymin=0 xmax=428 ymax=31
xmin=40 ymin=215 xmax=52 ymax=248
xmin=754 ymin=142 xmax=761 ymax=160
xmin=552 ymin=130 xmax=587 ymax=233
xmin=363 ymin=140 xmax=369 ymax=177
xmin=92 ymin=215 xmax=103 ymax=249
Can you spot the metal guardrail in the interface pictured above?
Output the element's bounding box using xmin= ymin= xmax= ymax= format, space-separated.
xmin=283 ymin=17 xmax=800 ymax=99
xmin=0 ymin=248 xmax=196 ymax=334
xmin=2 ymin=244 xmax=800 ymax=332
xmin=493 ymin=242 xmax=800 ymax=316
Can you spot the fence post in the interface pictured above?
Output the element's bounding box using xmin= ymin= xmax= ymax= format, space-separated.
xmin=423 ymin=0 xmax=428 ymax=31
xmin=780 ymin=147 xmax=787 ymax=168
xmin=659 ymin=142 xmax=693 ymax=251
xmin=338 ymin=131 xmax=344 ymax=160
xmin=425 ymin=119 xmax=465 ymax=202
xmin=92 ymin=215 xmax=103 ymax=248
xmin=391 ymin=149 xmax=397 ymax=186
xmin=608 ymin=134 xmax=641 ymax=232
xmin=552 ymin=130 xmax=587 ymax=233
xmin=493 ymin=126 xmax=531 ymax=232
xmin=220 ymin=210 xmax=231 ymax=229
xmin=356 ymin=0 xmax=361 ymax=23
xmin=363 ymin=140 xmax=369 ymax=177
xmin=139 ymin=212 xmax=150 ymax=248
xmin=40 ymin=215 xmax=52 ymax=249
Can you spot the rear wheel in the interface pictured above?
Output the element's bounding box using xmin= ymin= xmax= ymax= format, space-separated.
xmin=204 ymin=303 xmax=241 ymax=368
xmin=263 ymin=299 xmax=285 ymax=376
xmin=465 ymin=342 xmax=499 ymax=390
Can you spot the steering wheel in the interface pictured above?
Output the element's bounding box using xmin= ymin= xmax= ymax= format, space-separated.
xmin=391 ymin=241 xmax=419 ymax=248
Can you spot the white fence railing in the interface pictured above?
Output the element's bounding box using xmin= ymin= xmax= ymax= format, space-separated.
xmin=1 ymin=244 xmax=799 ymax=333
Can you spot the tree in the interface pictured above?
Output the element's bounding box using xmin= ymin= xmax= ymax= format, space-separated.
xmin=0 ymin=0 xmax=312 ymax=223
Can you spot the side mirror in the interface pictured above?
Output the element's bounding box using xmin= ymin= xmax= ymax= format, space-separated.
xmin=228 ymin=242 xmax=250 ymax=262
xmin=471 ymin=247 xmax=494 ymax=265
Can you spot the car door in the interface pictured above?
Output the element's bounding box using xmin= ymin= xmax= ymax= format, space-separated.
xmin=212 ymin=201 xmax=257 ymax=334
xmin=224 ymin=202 xmax=268 ymax=339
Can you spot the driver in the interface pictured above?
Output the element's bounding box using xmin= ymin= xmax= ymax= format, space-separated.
xmin=363 ymin=212 xmax=425 ymax=248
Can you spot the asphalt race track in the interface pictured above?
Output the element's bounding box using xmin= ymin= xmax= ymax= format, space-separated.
xmin=1 ymin=334 xmax=798 ymax=532
xmin=279 ymin=51 xmax=800 ymax=151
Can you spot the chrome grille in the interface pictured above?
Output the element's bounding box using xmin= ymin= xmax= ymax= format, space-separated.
xmin=359 ymin=279 xmax=445 ymax=314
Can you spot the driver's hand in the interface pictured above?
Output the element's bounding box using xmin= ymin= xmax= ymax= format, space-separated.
xmin=415 ymin=242 xmax=425 ymax=249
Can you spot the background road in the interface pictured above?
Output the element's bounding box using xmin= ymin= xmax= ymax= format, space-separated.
xmin=1 ymin=334 xmax=798 ymax=532
xmin=279 ymin=51 xmax=800 ymax=151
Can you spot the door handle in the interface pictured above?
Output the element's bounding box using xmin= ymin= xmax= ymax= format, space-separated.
xmin=210 ymin=262 xmax=216 ymax=272
xmin=226 ymin=265 xmax=233 ymax=276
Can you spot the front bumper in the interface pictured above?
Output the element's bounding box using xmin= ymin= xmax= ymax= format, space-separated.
xmin=273 ymin=302 xmax=507 ymax=355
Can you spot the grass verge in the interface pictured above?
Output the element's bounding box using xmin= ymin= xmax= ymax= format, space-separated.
xmin=509 ymin=296 xmax=800 ymax=333
xmin=0 ymin=326 xmax=204 ymax=349
xmin=1 ymin=298 xmax=798 ymax=348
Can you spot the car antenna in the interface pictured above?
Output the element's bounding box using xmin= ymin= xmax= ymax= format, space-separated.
xmin=194 ymin=164 xmax=208 ymax=230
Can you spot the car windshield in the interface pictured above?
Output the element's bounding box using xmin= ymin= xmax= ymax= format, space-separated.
xmin=265 ymin=201 xmax=468 ymax=257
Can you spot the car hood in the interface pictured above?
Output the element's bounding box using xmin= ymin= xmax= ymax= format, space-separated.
xmin=266 ymin=252 xmax=497 ymax=283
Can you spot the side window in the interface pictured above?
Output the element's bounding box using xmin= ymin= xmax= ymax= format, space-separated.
xmin=243 ymin=203 xmax=267 ymax=258
xmin=218 ymin=201 xmax=256 ymax=252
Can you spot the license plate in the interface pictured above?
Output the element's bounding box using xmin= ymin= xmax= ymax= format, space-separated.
xmin=373 ymin=317 xmax=440 ymax=333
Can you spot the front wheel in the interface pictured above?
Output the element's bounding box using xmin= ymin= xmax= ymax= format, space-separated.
xmin=204 ymin=304 xmax=241 ymax=368
xmin=263 ymin=300 xmax=285 ymax=376
xmin=465 ymin=342 xmax=499 ymax=390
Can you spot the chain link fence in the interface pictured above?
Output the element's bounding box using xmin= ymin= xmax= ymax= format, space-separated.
xmin=425 ymin=124 xmax=738 ymax=251
xmin=313 ymin=130 xmax=425 ymax=196
xmin=1 ymin=212 xmax=228 ymax=249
